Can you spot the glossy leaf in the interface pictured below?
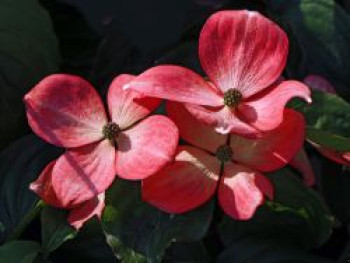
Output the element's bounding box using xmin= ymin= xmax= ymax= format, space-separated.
xmin=269 ymin=168 xmax=333 ymax=248
xmin=291 ymin=90 xmax=350 ymax=152
xmin=102 ymin=180 xmax=214 ymax=261
xmin=306 ymin=128 xmax=350 ymax=153
xmin=104 ymin=234 xmax=147 ymax=263
xmin=41 ymin=207 xmax=77 ymax=255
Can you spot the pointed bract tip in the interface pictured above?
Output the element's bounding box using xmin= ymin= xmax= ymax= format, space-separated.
xmin=23 ymin=93 xmax=31 ymax=102
xmin=246 ymin=10 xmax=258 ymax=17
xmin=29 ymin=182 xmax=41 ymax=193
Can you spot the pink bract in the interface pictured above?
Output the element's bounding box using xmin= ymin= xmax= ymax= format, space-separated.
xmin=142 ymin=102 xmax=305 ymax=220
xmin=289 ymin=148 xmax=315 ymax=186
xmin=25 ymin=74 xmax=179 ymax=229
xmin=124 ymin=10 xmax=311 ymax=137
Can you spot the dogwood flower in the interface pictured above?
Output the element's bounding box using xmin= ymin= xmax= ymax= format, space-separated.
xmin=124 ymin=10 xmax=311 ymax=138
xmin=24 ymin=74 xmax=178 ymax=228
xmin=142 ymin=102 xmax=305 ymax=219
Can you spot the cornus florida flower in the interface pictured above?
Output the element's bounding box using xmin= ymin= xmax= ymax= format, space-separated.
xmin=124 ymin=10 xmax=311 ymax=138
xmin=24 ymin=74 xmax=178 ymax=228
xmin=142 ymin=102 xmax=305 ymax=219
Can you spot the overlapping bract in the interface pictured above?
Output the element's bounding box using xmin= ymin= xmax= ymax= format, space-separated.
xmin=24 ymin=74 xmax=179 ymax=228
xmin=124 ymin=10 xmax=311 ymax=137
xmin=142 ymin=102 xmax=305 ymax=220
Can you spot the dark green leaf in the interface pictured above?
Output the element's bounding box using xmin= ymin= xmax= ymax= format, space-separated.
xmin=269 ymin=169 xmax=333 ymax=247
xmin=163 ymin=241 xmax=210 ymax=263
xmin=266 ymin=0 xmax=350 ymax=100
xmin=290 ymin=90 xmax=350 ymax=151
xmin=155 ymin=41 xmax=203 ymax=75
xmin=293 ymin=91 xmax=350 ymax=136
xmin=219 ymin=168 xmax=333 ymax=249
xmin=41 ymin=207 xmax=77 ymax=255
xmin=0 ymin=0 xmax=59 ymax=150
xmin=51 ymin=219 xmax=115 ymax=263
xmin=40 ymin=1 xmax=100 ymax=78
xmin=104 ymin=234 xmax=148 ymax=263
xmin=0 ymin=240 xmax=42 ymax=263
xmin=318 ymin=158 xmax=350 ymax=223
xmin=217 ymin=238 xmax=335 ymax=263
xmin=0 ymin=135 xmax=61 ymax=242
xmin=306 ymin=128 xmax=350 ymax=152
xmin=102 ymin=179 xmax=214 ymax=261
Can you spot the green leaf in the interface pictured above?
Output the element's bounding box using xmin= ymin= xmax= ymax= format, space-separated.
xmin=52 ymin=219 xmax=115 ymax=263
xmin=0 ymin=0 xmax=59 ymax=150
xmin=102 ymin=180 xmax=214 ymax=262
xmin=290 ymin=90 xmax=350 ymax=152
xmin=104 ymin=234 xmax=148 ymax=263
xmin=269 ymin=169 xmax=333 ymax=247
xmin=218 ymin=168 xmax=333 ymax=249
xmin=266 ymin=0 xmax=350 ymax=100
xmin=40 ymin=0 xmax=100 ymax=78
xmin=306 ymin=128 xmax=350 ymax=152
xmin=0 ymin=240 xmax=42 ymax=263
xmin=163 ymin=241 xmax=211 ymax=263
xmin=217 ymin=238 xmax=335 ymax=263
xmin=318 ymin=158 xmax=350 ymax=223
xmin=293 ymin=91 xmax=350 ymax=136
xmin=0 ymin=135 xmax=61 ymax=242
xmin=41 ymin=207 xmax=77 ymax=255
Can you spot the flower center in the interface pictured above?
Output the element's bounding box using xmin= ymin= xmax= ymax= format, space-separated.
xmin=102 ymin=122 xmax=121 ymax=142
xmin=223 ymin=89 xmax=242 ymax=108
xmin=216 ymin=145 xmax=233 ymax=163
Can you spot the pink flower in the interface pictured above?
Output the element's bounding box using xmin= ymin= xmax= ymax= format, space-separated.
xmin=24 ymin=74 xmax=179 ymax=228
xmin=124 ymin=10 xmax=311 ymax=138
xmin=142 ymin=102 xmax=305 ymax=220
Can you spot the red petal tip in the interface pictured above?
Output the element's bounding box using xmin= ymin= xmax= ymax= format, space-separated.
xmin=29 ymin=182 xmax=41 ymax=192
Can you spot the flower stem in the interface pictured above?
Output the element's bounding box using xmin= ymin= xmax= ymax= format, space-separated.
xmin=7 ymin=200 xmax=46 ymax=241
